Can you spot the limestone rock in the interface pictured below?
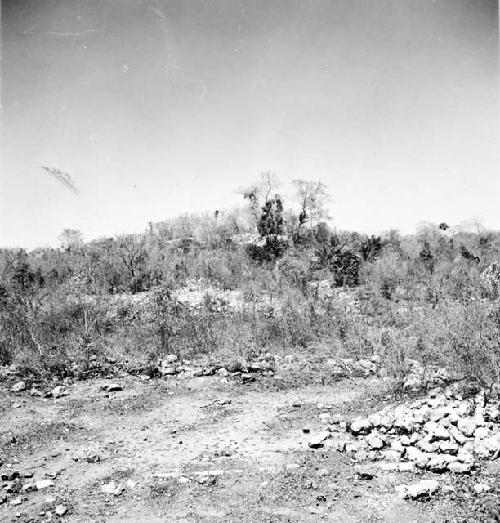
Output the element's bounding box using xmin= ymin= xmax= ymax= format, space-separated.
xmin=396 ymin=479 xmax=440 ymax=500
xmin=11 ymin=381 xmax=26 ymax=393
xmin=349 ymin=418 xmax=372 ymax=435
xmin=366 ymin=433 xmax=385 ymax=450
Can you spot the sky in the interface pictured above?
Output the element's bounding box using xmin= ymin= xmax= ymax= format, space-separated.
xmin=1 ymin=0 xmax=498 ymax=248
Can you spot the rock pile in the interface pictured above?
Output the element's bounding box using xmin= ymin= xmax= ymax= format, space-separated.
xmin=155 ymin=353 xmax=276 ymax=381
xmin=322 ymin=387 xmax=500 ymax=474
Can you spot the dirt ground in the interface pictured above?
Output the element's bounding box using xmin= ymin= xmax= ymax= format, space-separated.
xmin=1 ymin=370 xmax=499 ymax=522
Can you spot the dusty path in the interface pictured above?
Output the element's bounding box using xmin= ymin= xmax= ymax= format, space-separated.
xmin=0 ymin=374 xmax=486 ymax=522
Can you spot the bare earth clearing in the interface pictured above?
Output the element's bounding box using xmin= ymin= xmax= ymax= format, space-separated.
xmin=1 ymin=367 xmax=499 ymax=522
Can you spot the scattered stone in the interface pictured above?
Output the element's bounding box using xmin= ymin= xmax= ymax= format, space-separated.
xmin=11 ymin=381 xmax=26 ymax=393
xmin=424 ymin=422 xmax=450 ymax=442
xmin=391 ymin=439 xmax=405 ymax=453
xmin=51 ymin=385 xmax=68 ymax=398
xmin=30 ymin=388 xmax=43 ymax=397
xmin=10 ymin=497 xmax=23 ymax=506
xmin=380 ymin=450 xmax=402 ymax=462
xmin=398 ymin=462 xmax=416 ymax=472
xmin=101 ymin=383 xmax=123 ymax=392
xmin=126 ymin=479 xmax=137 ymax=489
xmin=36 ymin=480 xmax=55 ymax=490
xmin=55 ymin=505 xmax=67 ymax=516
xmin=448 ymin=461 xmax=472 ymax=474
xmin=416 ymin=438 xmax=438 ymax=454
xmin=379 ymin=462 xmax=399 ymax=472
xmin=399 ymin=435 xmax=412 ymax=446
xmin=349 ymin=418 xmax=372 ymax=435
xmin=308 ymin=431 xmax=330 ymax=449
xmin=366 ymin=433 xmax=385 ymax=450
xmin=449 ymin=426 xmax=467 ymax=445
xmin=473 ymin=483 xmax=491 ymax=494
xmin=158 ymin=366 xmax=177 ymax=376
xmin=474 ymin=426 xmax=490 ymax=440
xmin=101 ymin=481 xmax=124 ymax=496
xmin=427 ymin=454 xmax=452 ymax=473
xmin=439 ymin=441 xmax=459 ymax=455
xmin=457 ymin=449 xmax=475 ymax=464
xmin=395 ymin=479 xmax=440 ymax=500
xmin=458 ymin=418 xmax=476 ymax=437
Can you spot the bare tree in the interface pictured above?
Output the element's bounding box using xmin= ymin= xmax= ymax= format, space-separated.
xmin=238 ymin=172 xmax=280 ymax=230
xmin=59 ymin=229 xmax=84 ymax=251
xmin=116 ymin=234 xmax=147 ymax=279
xmin=292 ymin=179 xmax=330 ymax=229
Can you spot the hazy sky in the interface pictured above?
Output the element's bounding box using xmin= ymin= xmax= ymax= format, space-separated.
xmin=1 ymin=0 xmax=498 ymax=248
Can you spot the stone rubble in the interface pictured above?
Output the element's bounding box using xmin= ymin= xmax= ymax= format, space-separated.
xmin=328 ymin=386 xmax=500 ymax=475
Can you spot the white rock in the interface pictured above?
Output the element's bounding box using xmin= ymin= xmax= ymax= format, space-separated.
xmin=11 ymin=381 xmax=26 ymax=393
xmin=308 ymin=431 xmax=330 ymax=449
xmin=36 ymin=480 xmax=54 ymax=490
xmin=449 ymin=426 xmax=467 ymax=445
xmin=473 ymin=440 xmax=491 ymax=458
xmin=406 ymin=446 xmax=424 ymax=462
xmin=474 ymin=426 xmax=490 ymax=439
xmin=101 ymin=481 xmax=124 ymax=496
xmin=483 ymin=434 xmax=500 ymax=453
xmin=349 ymin=418 xmax=372 ymax=435
xmin=396 ymin=479 xmax=440 ymax=500
xmin=456 ymin=402 xmax=474 ymax=417
xmin=427 ymin=455 xmax=450 ymax=473
xmin=394 ymin=416 xmax=416 ymax=434
xmin=379 ymin=462 xmax=399 ymax=471
xmin=380 ymin=450 xmax=401 ymax=462
xmin=439 ymin=441 xmax=459 ymax=455
xmin=486 ymin=407 xmax=500 ymax=422
xmin=398 ymin=462 xmax=416 ymax=472
xmin=391 ymin=439 xmax=405 ymax=453
xmin=366 ymin=433 xmax=385 ymax=450
xmin=424 ymin=421 xmax=450 ymax=441
xmin=458 ymin=418 xmax=476 ymax=437
xmin=158 ymin=366 xmax=176 ymax=376
xmin=416 ymin=438 xmax=438 ymax=453
xmin=51 ymin=386 xmax=66 ymax=398
xmin=345 ymin=441 xmax=363 ymax=453
xmin=448 ymin=461 xmax=472 ymax=474
xmin=473 ymin=483 xmax=491 ymax=494
xmin=457 ymin=449 xmax=475 ymax=464
xmin=399 ymin=435 xmax=411 ymax=446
